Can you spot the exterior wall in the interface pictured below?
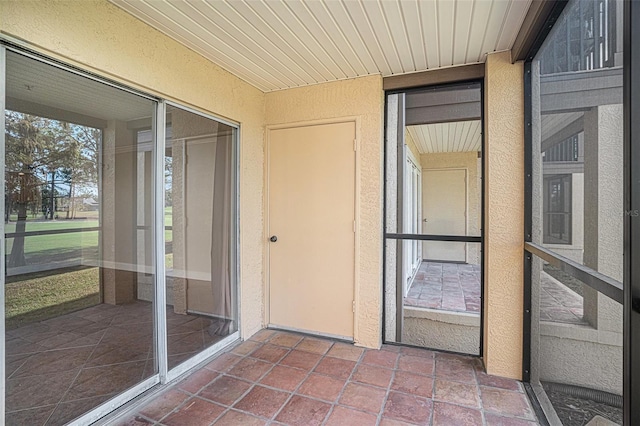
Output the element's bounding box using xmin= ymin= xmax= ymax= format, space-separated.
xmin=420 ymin=151 xmax=481 ymax=264
xmin=265 ymin=76 xmax=384 ymax=349
xmin=483 ymin=51 xmax=525 ymax=379
xmin=0 ymin=0 xmax=267 ymax=339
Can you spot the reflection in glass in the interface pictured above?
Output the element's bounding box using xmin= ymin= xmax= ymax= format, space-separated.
xmin=530 ymin=0 xmax=623 ymax=423
xmin=164 ymin=105 xmax=237 ymax=369
xmin=4 ymin=51 xmax=157 ymax=424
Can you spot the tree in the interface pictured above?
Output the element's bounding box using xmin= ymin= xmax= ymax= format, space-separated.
xmin=4 ymin=111 xmax=100 ymax=267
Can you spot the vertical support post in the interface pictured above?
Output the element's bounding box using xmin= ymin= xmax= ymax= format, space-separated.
xmin=523 ymin=61 xmax=533 ymax=383
xmin=154 ymin=101 xmax=168 ymax=383
xmin=395 ymin=93 xmax=405 ymax=342
xmin=624 ymin=0 xmax=640 ymax=423
xmin=0 ymin=45 xmax=7 ymax=422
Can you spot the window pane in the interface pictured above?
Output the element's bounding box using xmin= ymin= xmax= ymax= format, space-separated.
xmin=164 ymin=105 xmax=237 ymax=369
xmin=4 ymin=51 xmax=157 ymax=423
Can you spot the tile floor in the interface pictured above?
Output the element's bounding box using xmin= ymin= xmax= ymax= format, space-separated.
xmin=404 ymin=262 xmax=481 ymax=313
xmin=539 ymin=272 xmax=586 ymax=325
xmin=117 ymin=329 xmax=539 ymax=426
xmin=5 ymin=301 xmax=224 ymax=425
xmin=405 ymin=262 xmax=586 ymax=326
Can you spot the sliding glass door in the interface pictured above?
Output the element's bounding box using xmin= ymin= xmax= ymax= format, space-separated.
xmin=0 ymin=46 xmax=239 ymax=424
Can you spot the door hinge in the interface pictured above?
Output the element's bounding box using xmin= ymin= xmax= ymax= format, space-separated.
xmin=353 ymin=139 xmax=357 ymax=151
xmin=353 ymin=221 xmax=356 ymax=232
xmin=352 ymin=300 xmax=356 ymax=312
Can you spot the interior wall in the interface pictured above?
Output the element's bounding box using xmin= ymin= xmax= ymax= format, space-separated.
xmin=483 ymin=50 xmax=525 ymax=380
xmin=0 ymin=0 xmax=267 ymax=339
xmin=265 ymin=75 xmax=384 ymax=349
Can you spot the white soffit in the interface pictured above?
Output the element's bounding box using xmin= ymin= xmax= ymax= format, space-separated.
xmin=110 ymin=0 xmax=532 ymax=92
xmin=407 ymin=120 xmax=481 ymax=154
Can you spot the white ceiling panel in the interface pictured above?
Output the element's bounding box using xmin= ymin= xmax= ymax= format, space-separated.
xmin=111 ymin=0 xmax=532 ymax=92
xmin=408 ymin=120 xmax=482 ymax=154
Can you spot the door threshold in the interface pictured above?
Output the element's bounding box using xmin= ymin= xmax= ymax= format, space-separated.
xmin=267 ymin=324 xmax=354 ymax=344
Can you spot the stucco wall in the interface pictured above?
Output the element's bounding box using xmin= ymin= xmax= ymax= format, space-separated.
xmin=484 ymin=51 xmax=525 ymax=379
xmin=265 ymin=76 xmax=384 ymax=348
xmin=0 ymin=0 xmax=267 ymax=339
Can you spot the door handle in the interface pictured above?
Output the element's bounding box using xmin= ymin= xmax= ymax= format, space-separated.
xmin=423 ymin=219 xmax=428 ymax=223
xmin=270 ymin=235 xmax=278 ymax=242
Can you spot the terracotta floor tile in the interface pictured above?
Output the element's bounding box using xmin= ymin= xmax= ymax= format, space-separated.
xmin=327 ymin=343 xmax=364 ymax=361
xmin=435 ymin=358 xmax=476 ymax=383
xmin=313 ymin=356 xmax=357 ymax=380
xmin=481 ymin=387 xmax=535 ymax=420
xmin=397 ymin=354 xmax=434 ymax=376
xmin=434 ymin=379 xmax=480 ymax=408
xmin=297 ymin=373 xmax=346 ymax=402
xmin=400 ymin=346 xmax=436 ymax=359
xmin=432 ymin=401 xmax=483 ymax=425
xmin=275 ymin=395 xmax=331 ymax=426
xmin=295 ymin=337 xmax=333 ymax=355
xmin=280 ymin=350 xmax=322 ymax=371
xmin=259 ymin=365 xmax=307 ymax=391
xmin=249 ymin=329 xmax=277 ymax=342
xmin=391 ymin=371 xmax=434 ymax=398
xmin=249 ymin=344 xmax=289 ymax=363
xmin=484 ymin=412 xmax=539 ymax=425
xmin=178 ymin=368 xmax=219 ymax=394
xmin=231 ymin=340 xmax=262 ymax=356
xmin=233 ymin=385 xmax=289 ymax=418
xmin=204 ymin=352 xmax=242 ymax=373
xmin=227 ymin=357 xmax=273 ymax=382
xmin=362 ymin=349 xmax=399 ymax=369
xmin=339 ymin=382 xmax=387 ymax=414
xmin=215 ymin=409 xmax=267 ymax=425
xmin=268 ymin=332 xmax=303 ymax=348
xmin=476 ymin=371 xmax=523 ymax=392
xmin=352 ymin=363 xmax=393 ymax=388
xmin=139 ymin=388 xmax=190 ymax=420
xmin=199 ymin=375 xmax=252 ymax=406
xmin=325 ymin=405 xmax=378 ymax=426
xmin=161 ymin=397 xmax=225 ymax=426
xmin=383 ymin=391 xmax=432 ymax=425
xmin=379 ymin=418 xmax=417 ymax=426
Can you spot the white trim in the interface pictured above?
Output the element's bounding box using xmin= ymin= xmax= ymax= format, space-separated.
xmin=69 ymin=375 xmax=160 ymax=426
xmin=155 ymin=101 xmax=169 ymax=383
xmin=166 ymin=332 xmax=240 ymax=382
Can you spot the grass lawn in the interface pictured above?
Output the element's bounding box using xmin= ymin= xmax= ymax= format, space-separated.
xmin=6 ymin=266 xmax=100 ymax=329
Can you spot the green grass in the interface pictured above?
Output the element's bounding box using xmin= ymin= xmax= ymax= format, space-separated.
xmin=6 ymin=266 xmax=100 ymax=329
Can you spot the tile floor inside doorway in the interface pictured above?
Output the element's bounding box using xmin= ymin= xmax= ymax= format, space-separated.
xmin=118 ymin=329 xmax=539 ymax=426
xmin=405 ymin=261 xmax=586 ymax=325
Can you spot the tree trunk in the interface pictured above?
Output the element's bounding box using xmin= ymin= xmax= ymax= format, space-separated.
xmin=49 ymin=172 xmax=55 ymax=220
xmin=8 ymin=203 xmax=27 ymax=267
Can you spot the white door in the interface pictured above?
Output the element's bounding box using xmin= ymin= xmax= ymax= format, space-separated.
xmin=422 ymin=169 xmax=467 ymax=262
xmin=268 ymin=122 xmax=356 ymax=339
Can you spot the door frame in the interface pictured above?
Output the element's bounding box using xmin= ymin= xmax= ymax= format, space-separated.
xmin=383 ymin=80 xmax=485 ymax=356
xmin=264 ymin=117 xmax=361 ymax=340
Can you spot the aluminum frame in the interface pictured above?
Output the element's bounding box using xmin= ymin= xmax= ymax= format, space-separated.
xmin=0 ymin=44 xmax=242 ymax=424
xmin=382 ymin=81 xmax=485 ymax=357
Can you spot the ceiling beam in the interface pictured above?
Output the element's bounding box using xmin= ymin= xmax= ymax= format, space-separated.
xmin=512 ymin=0 xmax=569 ymax=63
xmin=383 ymin=64 xmax=484 ymax=91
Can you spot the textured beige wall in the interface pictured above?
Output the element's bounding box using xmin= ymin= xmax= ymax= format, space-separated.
xmin=1 ymin=0 xmax=267 ymax=338
xmin=483 ymin=51 xmax=525 ymax=379
xmin=265 ymin=76 xmax=384 ymax=348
